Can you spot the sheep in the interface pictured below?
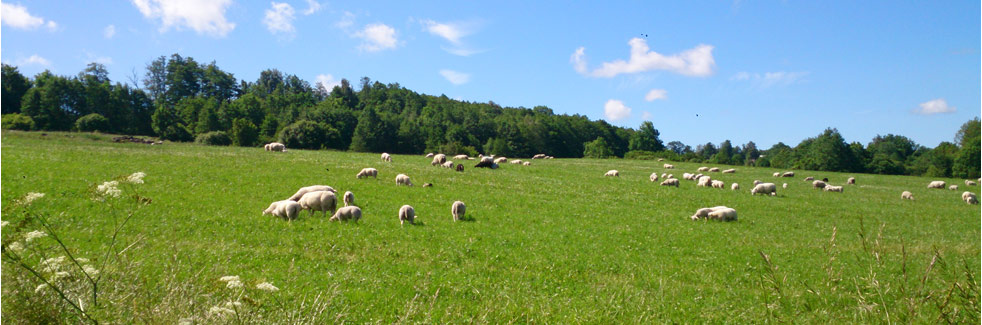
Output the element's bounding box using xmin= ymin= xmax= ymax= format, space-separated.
xmin=783 ymin=183 xmax=788 ymax=189
xmin=697 ymin=167 xmax=709 ymax=172
xmin=442 ymin=161 xmax=455 ymax=169
xmin=927 ymin=181 xmax=946 ymax=189
xmin=298 ymin=191 xmax=337 ymax=218
xmin=451 ymin=201 xmax=466 ymax=221
xmin=329 ymin=206 xmax=362 ymax=222
xmin=708 ymin=208 xmax=738 ymax=221
xmin=649 ymin=173 xmax=659 ymax=182
xmin=265 ymin=142 xmax=286 ymax=152
xmin=773 ymin=172 xmax=780 ymax=177
xmin=425 ymin=153 xmax=435 ymax=158
xmin=804 ymin=177 xmax=815 ymax=181
xmin=396 ymin=174 xmax=413 ymax=186
xmin=399 ymin=205 xmax=416 ymax=225
xmin=689 ymin=206 xmax=734 ymax=221
xmin=751 ymin=183 xmax=777 ymax=196
xmin=682 ymin=173 xmax=695 ymax=180
xmin=288 ymin=185 xmax=336 ymax=201
xmin=753 ymin=180 xmax=762 ymax=186
xmin=522 ymin=161 xmax=531 ymax=166
xmin=605 ymin=170 xmax=620 ymax=177
xmin=456 ymin=164 xmax=465 ymax=172
xmin=666 ymin=174 xmax=675 ymax=179
xmin=431 ymin=154 xmax=447 ymax=166
xmin=846 ymin=177 xmax=855 ymax=185
xmin=343 ymin=191 xmax=354 ymax=207
xmin=381 ymin=152 xmax=392 ymax=162
xmin=694 ymin=173 xmax=704 ymax=180
xmin=697 ymin=176 xmax=712 ymax=187
xmin=823 ymin=185 xmax=843 ymax=192
xmin=532 ymin=154 xmax=547 ymax=159
xmin=454 ymin=154 xmax=469 ymax=160
xmin=949 ymin=185 xmax=959 ymax=191
xmin=546 ymin=156 xmax=554 ymax=159
xmin=657 ymin=158 xmax=664 ymax=161
xmin=962 ymin=191 xmax=978 ymax=205
xmin=709 ymin=167 xmax=721 ymax=172
xmin=660 ymin=178 xmax=680 ymax=187
xmin=965 ymin=180 xmax=977 ymax=186
xmin=711 ymin=180 xmax=725 ymax=189
xmin=494 ymin=157 xmax=508 ymax=164
xmin=661 ymin=173 xmax=667 ymax=179
xmin=663 ymin=164 xmax=675 ymax=169
xmin=263 ymin=200 xmax=302 ymax=220
xmin=813 ymin=180 xmax=827 ymax=189
xmin=510 ymin=159 xmax=523 ymax=164
xmin=722 ymin=169 xmax=736 ymax=174
xmin=356 ymin=168 xmax=378 ymax=179
xmin=731 ymin=183 xmax=740 ymax=190
xmin=901 ymin=191 xmax=914 ymax=200
xmin=781 ymin=172 xmax=795 ymax=177
xmin=422 ymin=183 xmax=433 ymax=187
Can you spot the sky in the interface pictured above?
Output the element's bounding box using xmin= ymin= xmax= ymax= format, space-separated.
xmin=1 ymin=1 xmax=979 ymax=148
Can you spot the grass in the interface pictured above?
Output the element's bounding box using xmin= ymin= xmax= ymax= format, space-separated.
xmin=1 ymin=130 xmax=979 ymax=323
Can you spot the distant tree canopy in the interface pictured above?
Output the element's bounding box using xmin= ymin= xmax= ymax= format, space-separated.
xmin=0 ymin=56 xmax=978 ymax=178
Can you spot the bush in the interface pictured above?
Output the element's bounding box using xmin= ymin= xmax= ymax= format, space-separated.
xmin=1 ymin=113 xmax=35 ymax=130
xmin=279 ymin=120 xmax=327 ymax=150
xmin=624 ymin=150 xmax=659 ymax=160
xmin=583 ymin=137 xmax=615 ymax=158
xmin=231 ymin=118 xmax=258 ymax=147
xmin=75 ymin=113 xmax=111 ymax=133
xmin=195 ymin=131 xmax=232 ymax=146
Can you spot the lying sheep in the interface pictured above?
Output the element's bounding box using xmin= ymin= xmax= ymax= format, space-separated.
xmin=454 ymin=154 xmax=469 ymax=160
xmin=962 ymin=191 xmax=978 ymax=205
xmin=731 ymin=183 xmax=740 ymax=190
xmin=299 ymin=191 xmax=337 ymax=218
xmin=442 ymin=161 xmax=455 ymax=169
xmin=381 ymin=152 xmax=392 ymax=162
xmin=753 ymin=180 xmax=762 ymax=186
xmin=264 ymin=142 xmax=286 ymax=152
xmin=661 ymin=178 xmax=680 ymax=187
xmin=356 ymin=167 xmax=378 ymax=179
xmin=532 ymin=154 xmax=547 ymax=159
xmin=425 ymin=153 xmax=435 ymax=158
xmin=813 ymin=180 xmax=827 ymax=189
xmin=949 ymin=185 xmax=959 ymax=191
xmin=663 ymin=164 xmax=675 ymax=169
xmin=683 ymin=173 xmax=695 ymax=180
xmin=431 ymin=154 xmax=447 ymax=166
xmin=399 ymin=205 xmax=416 ymax=225
xmin=263 ymin=200 xmax=302 ymax=220
xmin=329 ymin=206 xmax=362 ymax=222
xmin=846 ymin=177 xmax=855 ymax=185
xmin=343 ymin=191 xmax=354 ymax=206
xmin=494 ymin=157 xmax=508 ymax=164
xmin=901 ymin=191 xmax=914 ymax=200
xmin=452 ymin=201 xmax=466 ymax=221
xmin=650 ymin=173 xmax=659 ymax=182
xmin=751 ymin=183 xmax=777 ymax=196
xmin=522 ymin=161 xmax=531 ymax=166
xmin=781 ymin=172 xmax=795 ymax=177
xmin=697 ymin=167 xmax=709 ymax=172
xmin=709 ymin=167 xmax=721 ymax=172
xmin=773 ymin=172 xmax=780 ymax=177
xmin=711 ymin=180 xmax=725 ymax=189
xmin=396 ymin=174 xmax=413 ymax=186
xmin=927 ymin=181 xmax=946 ymax=189
xmin=690 ymin=206 xmax=736 ymax=221
xmin=804 ymin=177 xmax=814 ymax=181
xmin=288 ymin=185 xmax=336 ymax=201
xmin=605 ymin=170 xmax=620 ymax=177
xmin=722 ymin=169 xmax=735 ymax=173
xmin=708 ymin=208 xmax=738 ymax=221
xmin=965 ymin=180 xmax=977 ymax=186
xmin=697 ymin=176 xmax=712 ymax=187
xmin=510 ymin=159 xmax=523 ymax=164
xmin=824 ymin=185 xmax=843 ymax=192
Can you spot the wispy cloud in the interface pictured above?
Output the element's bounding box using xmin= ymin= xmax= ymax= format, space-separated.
xmin=19 ymin=55 xmax=51 ymax=67
xmin=644 ymin=89 xmax=667 ymax=101
xmin=604 ymin=99 xmax=632 ymax=121
xmin=302 ymin=0 xmax=321 ymax=15
xmin=354 ymin=23 xmax=398 ymax=52
xmin=263 ymin=2 xmax=296 ymax=38
xmin=913 ymin=98 xmax=956 ymax=115
xmin=731 ymin=71 xmax=809 ymax=88
xmin=131 ymin=0 xmax=235 ymax=37
xmin=334 ymin=11 xmax=355 ymax=30
xmin=439 ymin=69 xmax=470 ymax=85
xmin=1 ymin=3 xmax=58 ymax=31
xmin=420 ymin=19 xmax=483 ymax=56
xmin=573 ymin=38 xmax=715 ymax=78
xmin=104 ymin=25 xmax=116 ymax=38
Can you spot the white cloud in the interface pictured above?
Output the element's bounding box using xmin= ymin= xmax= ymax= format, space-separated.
xmin=645 ymin=89 xmax=667 ymax=101
xmin=19 ymin=55 xmax=51 ymax=67
xmin=439 ymin=69 xmax=470 ymax=85
xmin=104 ymin=25 xmax=116 ymax=38
xmin=421 ymin=19 xmax=468 ymax=44
xmin=302 ymin=0 xmax=321 ymax=15
xmin=914 ymin=98 xmax=956 ymax=115
xmin=263 ymin=2 xmax=295 ymax=37
xmin=573 ymin=38 xmax=715 ymax=78
xmin=335 ymin=11 xmax=354 ymax=30
xmin=315 ymin=74 xmax=340 ymax=91
xmin=641 ymin=111 xmax=653 ymax=120
xmin=131 ymin=0 xmax=235 ymax=37
xmin=354 ymin=23 xmax=398 ymax=52
xmin=442 ymin=47 xmax=483 ymax=57
xmin=1 ymin=3 xmax=57 ymax=31
xmin=731 ymin=71 xmax=809 ymax=87
xmin=604 ymin=99 xmax=632 ymax=121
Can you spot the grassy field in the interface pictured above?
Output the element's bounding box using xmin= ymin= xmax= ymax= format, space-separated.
xmin=2 ymin=130 xmax=979 ymax=323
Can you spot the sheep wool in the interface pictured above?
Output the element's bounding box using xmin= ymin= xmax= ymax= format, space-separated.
xmin=605 ymin=170 xmax=620 ymax=177
xmin=751 ymin=183 xmax=778 ymax=196
xmin=288 ymin=185 xmax=336 ymax=201
xmin=396 ymin=174 xmax=413 ymax=186
xmin=343 ymin=191 xmax=354 ymax=207
xmin=399 ymin=205 xmax=416 ymax=225
xmin=452 ymin=201 xmax=466 ymax=221
xmin=298 ymin=191 xmax=337 ymax=218
xmin=731 ymin=183 xmax=740 ymax=190
xmin=381 ymin=152 xmax=392 ymax=162
xmin=962 ymin=191 xmax=978 ymax=205
xmin=356 ymin=168 xmax=379 ymax=179
xmin=263 ymin=200 xmax=302 ymax=220
xmin=660 ymin=178 xmax=680 ymax=187
xmin=927 ymin=181 xmax=946 ymax=189
xmin=330 ymin=206 xmax=362 ymax=222
xmin=901 ymin=191 xmax=914 ymax=200
xmin=650 ymin=173 xmax=659 ymax=182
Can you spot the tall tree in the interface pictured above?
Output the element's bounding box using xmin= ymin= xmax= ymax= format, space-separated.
xmin=628 ymin=121 xmax=664 ymax=152
xmin=2 ymin=64 xmax=33 ymax=114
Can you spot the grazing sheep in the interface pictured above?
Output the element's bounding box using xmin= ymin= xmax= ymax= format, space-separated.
xmin=781 ymin=172 xmax=795 ymax=177
xmin=288 ymin=185 xmax=336 ymax=201
xmin=682 ymin=173 xmax=695 ymax=180
xmin=396 ymin=174 xmax=413 ymax=186
xmin=690 ymin=207 xmax=716 ymax=220
xmin=605 ymin=170 xmax=620 ymax=177
xmin=697 ymin=176 xmax=712 ymax=187
xmin=824 ymin=185 xmax=843 ymax=192
xmin=422 ymin=183 xmax=433 ymax=187
xmin=298 ymin=191 xmax=337 ymax=217
xmin=697 ymin=167 xmax=709 ymax=172
xmin=962 ymin=191 xmax=978 ymax=205
xmin=753 ymin=180 xmax=762 ymax=186
xmin=660 ymin=178 xmax=680 ymax=187
xmin=783 ymin=183 xmax=788 ymax=189
xmin=398 ymin=205 xmax=416 ymax=225
xmin=356 ymin=168 xmax=379 ymax=179
xmin=731 ymin=183 xmax=740 ymax=190
xmin=804 ymin=177 xmax=814 ymax=181
xmin=263 ymin=200 xmax=302 ymax=220
xmin=451 ymin=201 xmax=466 ymax=221
xmin=711 ymin=180 xmax=725 ymax=189
xmin=965 ymin=180 xmax=977 ymax=186
xmin=846 ymin=177 xmax=855 ymax=185
xmin=927 ymin=181 xmax=946 ymax=189
xmin=456 ymin=164 xmax=465 ymax=172
xmin=494 ymin=157 xmax=508 ymax=164
xmin=442 ymin=161 xmax=455 ymax=169
xmin=949 ymin=185 xmax=959 ymax=191
xmin=265 ymin=142 xmax=286 ymax=152
xmin=813 ymin=180 xmax=827 ymax=189
xmin=454 ymin=154 xmax=469 ymax=160
xmin=901 ymin=191 xmax=914 ymax=200
xmin=343 ymin=191 xmax=354 ymax=207
xmin=533 ymin=154 xmax=547 ymax=159
xmin=666 ymin=174 xmax=675 ymax=179
xmin=523 ymin=161 xmax=531 ymax=166
xmin=510 ymin=159 xmax=523 ymax=164
xmin=708 ymin=208 xmax=738 ymax=221
xmin=663 ymin=164 xmax=675 ymax=169
xmin=329 ymin=206 xmax=362 ymax=222
xmin=381 ymin=152 xmax=392 ymax=162
xmin=773 ymin=172 xmax=780 ymax=177
xmin=425 ymin=153 xmax=435 ymax=158
xmin=694 ymin=173 xmax=704 ymax=180
xmin=751 ymin=183 xmax=778 ymax=196
xmin=722 ymin=169 xmax=736 ymax=174
xmin=650 ymin=173 xmax=659 ymax=182
xmin=709 ymin=167 xmax=721 ymax=172
xmin=661 ymin=173 xmax=667 ymax=179
xmin=431 ymin=154 xmax=447 ymax=166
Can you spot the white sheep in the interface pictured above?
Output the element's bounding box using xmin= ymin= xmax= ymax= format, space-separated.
xmin=510 ymin=159 xmax=523 ymax=164
xmin=425 ymin=153 xmax=435 ymax=158
xmin=751 ymin=183 xmax=777 ymax=196
xmin=773 ymin=172 xmax=780 ymax=177
xmin=452 ymin=201 xmax=466 ymax=221
xmin=298 ymin=191 xmax=337 ymax=218
xmin=343 ymin=191 xmax=354 ymax=206
xmin=782 ymin=183 xmax=788 ymax=189
xmin=663 ymin=164 xmax=675 ymax=169
xmin=494 ymin=157 xmax=508 ymax=164
xmin=813 ymin=180 xmax=827 ymax=189
xmin=650 ymin=173 xmax=659 ymax=182
xmin=949 ymin=185 xmax=959 ymax=191
xmin=709 ymin=167 xmax=721 ymax=172
xmin=697 ymin=176 xmax=712 ymax=187
xmin=846 ymin=177 xmax=855 ymax=185
xmin=522 ymin=161 xmax=531 ymax=166
xmin=753 ymin=180 xmax=762 ymax=186
xmin=263 ymin=200 xmax=302 ymax=220
xmin=431 ymin=154 xmax=447 ymax=166
xmin=605 ymin=170 xmax=620 ymax=177
xmin=965 ymin=180 xmax=977 ymax=186
xmin=927 ymin=181 xmax=946 ymax=189
xmin=722 ymin=169 xmax=736 ymax=174
xmin=781 ymin=171 xmax=795 ymax=177
xmin=396 ymin=174 xmax=413 ymax=186
xmin=329 ymin=206 xmax=362 ymax=222
xmin=666 ymin=174 xmax=675 ymax=179
xmin=731 ymin=183 xmax=740 ymax=190
xmin=823 ymin=185 xmax=843 ymax=192
xmin=901 ymin=191 xmax=914 ymax=200
xmin=708 ymin=208 xmax=738 ymax=221
xmin=533 ymin=154 xmax=547 ymax=159
xmin=962 ymin=191 xmax=978 ymax=205
xmin=288 ymin=185 xmax=336 ymax=201
xmin=804 ymin=177 xmax=814 ymax=181
xmin=660 ymin=178 xmax=679 ymax=187
xmin=399 ymin=205 xmax=416 ymax=225
xmin=697 ymin=167 xmax=709 ymax=172
xmin=657 ymin=158 xmax=664 ymax=161
xmin=454 ymin=154 xmax=469 ymax=160
xmin=683 ymin=173 xmax=695 ymax=180
xmin=711 ymin=180 xmax=725 ymax=189
xmin=660 ymin=173 xmax=667 ymax=179
xmin=356 ymin=168 xmax=378 ymax=179
xmin=690 ymin=206 xmax=734 ymax=221
xmin=442 ymin=161 xmax=455 ymax=169
xmin=264 ymin=142 xmax=286 ymax=152
xmin=381 ymin=152 xmax=392 ymax=162
xmin=694 ymin=173 xmax=704 ymax=180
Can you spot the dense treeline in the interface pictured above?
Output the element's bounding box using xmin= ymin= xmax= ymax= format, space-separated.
xmin=1 ymin=54 xmax=978 ymax=178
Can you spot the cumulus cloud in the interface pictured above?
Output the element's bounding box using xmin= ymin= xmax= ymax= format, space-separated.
xmin=1 ymin=3 xmax=58 ymax=31
xmin=315 ymin=74 xmax=340 ymax=92
xmin=573 ymin=38 xmax=715 ymax=78
xmin=104 ymin=25 xmax=116 ymax=38
xmin=439 ymin=69 xmax=470 ymax=85
xmin=913 ymin=98 xmax=956 ymax=115
xmin=302 ymin=0 xmax=321 ymax=15
xmin=731 ymin=71 xmax=809 ymax=87
xmin=131 ymin=0 xmax=235 ymax=37
xmin=354 ymin=23 xmax=398 ymax=52
xmin=604 ymin=99 xmax=632 ymax=121
xmin=19 ymin=55 xmax=51 ymax=67
xmin=263 ymin=2 xmax=295 ymax=37
xmin=645 ymin=89 xmax=667 ymax=101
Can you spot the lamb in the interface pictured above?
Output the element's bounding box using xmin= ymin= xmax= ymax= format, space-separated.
xmin=494 ymin=157 xmax=508 ymax=164
xmin=751 ymin=183 xmax=777 ymax=196
xmin=522 ymin=162 xmax=531 ymax=166
xmin=781 ymin=172 xmax=795 ymax=177
xmin=722 ymin=169 xmax=736 ymax=173
xmin=398 ymin=205 xmax=416 ymax=225
xmin=660 ymin=173 xmax=667 ymax=179
xmin=697 ymin=167 xmax=709 ymax=172
xmin=965 ymin=180 xmax=977 ymax=186
xmin=773 ymin=172 xmax=781 ymax=177
xmin=264 ymin=142 xmax=286 ymax=152
xmin=962 ymin=191 xmax=978 ymax=205
xmin=813 ymin=180 xmax=827 ymax=189
xmin=823 ymin=185 xmax=843 ymax=192
xmin=425 ymin=153 xmax=435 ymax=158
xmin=381 ymin=152 xmax=392 ymax=162
xmin=343 ymin=191 xmax=354 ymax=206
xmin=605 ymin=170 xmax=620 ymax=177
xmin=298 ymin=191 xmax=337 ymax=218
xmin=901 ymin=191 xmax=914 ymax=200
xmin=666 ymin=174 xmax=675 ymax=179
xmin=663 ymin=164 xmax=675 ymax=169
xmin=949 ymin=185 xmax=959 ymax=191
xmin=709 ymin=167 xmax=721 ymax=172
xmin=263 ymin=200 xmax=302 ymax=220
xmin=456 ymin=164 xmax=465 ymax=172
xmin=660 ymin=178 xmax=680 ymax=187
xmin=804 ymin=177 xmax=815 ymax=181
xmin=442 ymin=161 xmax=455 ymax=169
xmin=708 ymin=208 xmax=738 ymax=221
xmin=731 ymin=183 xmax=740 ymax=190
xmin=711 ymin=180 xmax=725 ymax=189
xmin=396 ymin=174 xmax=413 ymax=186
xmin=454 ymin=154 xmax=469 ymax=160
xmin=288 ymin=185 xmax=336 ymax=201
xmin=783 ymin=183 xmax=788 ymax=189
xmin=510 ymin=159 xmax=523 ymax=164
xmin=329 ymin=206 xmax=362 ymax=222
xmin=697 ymin=176 xmax=712 ymax=187
xmin=649 ymin=173 xmax=659 ymax=182
xmin=451 ymin=201 xmax=466 ymax=221
xmin=846 ymin=177 xmax=855 ymax=185
xmin=356 ymin=168 xmax=378 ymax=179
xmin=431 ymin=154 xmax=447 ymax=166
xmin=927 ymin=181 xmax=946 ymax=189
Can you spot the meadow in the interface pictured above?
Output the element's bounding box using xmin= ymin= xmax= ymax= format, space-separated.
xmin=1 ymin=130 xmax=979 ymax=323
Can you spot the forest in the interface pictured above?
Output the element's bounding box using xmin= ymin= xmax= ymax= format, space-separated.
xmin=1 ymin=54 xmax=979 ymax=178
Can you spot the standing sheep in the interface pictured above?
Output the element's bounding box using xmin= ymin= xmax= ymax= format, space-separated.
xmin=949 ymin=185 xmax=959 ymax=191
xmin=965 ymin=180 xmax=977 ymax=186
xmin=708 ymin=208 xmax=738 ymax=221
xmin=663 ymin=164 xmax=675 ymax=169
xmin=962 ymin=191 xmax=978 ymax=205
xmin=398 ymin=205 xmax=416 ymax=225
xmin=263 ymin=200 xmax=302 ymax=220
xmin=927 ymin=181 xmax=946 ymax=189
xmin=697 ymin=176 xmax=712 ymax=187
xmin=649 ymin=173 xmax=659 ymax=182
xmin=442 ymin=161 xmax=455 ymax=169
xmin=265 ymin=142 xmax=286 ymax=152
xmin=288 ymin=185 xmax=336 ymax=201
xmin=343 ymin=191 xmax=354 ymax=207
xmin=846 ymin=177 xmax=855 ymax=185
xmin=522 ymin=161 xmax=531 ymax=166
xmin=356 ymin=168 xmax=379 ymax=179
xmin=711 ymin=180 xmax=725 ymax=189
xmin=396 ymin=174 xmax=413 ymax=186
xmin=329 ymin=206 xmax=362 ymax=222
xmin=381 ymin=152 xmax=392 ymax=162
xmin=431 ymin=154 xmax=447 ymax=166
xmin=697 ymin=167 xmax=709 ymax=172
xmin=901 ymin=191 xmax=914 ymax=200
xmin=823 ymin=185 xmax=843 ymax=192
xmin=660 ymin=178 xmax=680 ymax=187
xmin=298 ymin=191 xmax=337 ymax=218
xmin=731 ymin=183 xmax=740 ymax=190
xmin=451 ymin=201 xmax=466 ymax=221
xmin=751 ymin=183 xmax=778 ymax=196
xmin=605 ymin=170 xmax=620 ymax=177
xmin=773 ymin=172 xmax=780 ymax=177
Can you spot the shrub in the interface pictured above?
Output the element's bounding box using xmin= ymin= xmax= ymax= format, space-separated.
xmin=195 ymin=131 xmax=232 ymax=146
xmin=624 ymin=150 xmax=659 ymax=160
xmin=231 ymin=118 xmax=258 ymax=147
xmin=75 ymin=113 xmax=111 ymax=133
xmin=583 ymin=137 xmax=615 ymax=158
xmin=278 ymin=120 xmax=327 ymax=150
xmin=1 ymin=113 xmax=35 ymax=130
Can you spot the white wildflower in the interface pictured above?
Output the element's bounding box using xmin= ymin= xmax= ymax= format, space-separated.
xmin=83 ymin=265 xmax=100 ymax=276
xmin=1 ymin=220 xmax=8 ymax=227
xmin=41 ymin=256 xmax=67 ymax=272
xmin=226 ymin=280 xmax=243 ymax=289
xmin=75 ymin=258 xmax=89 ymax=263
xmin=256 ymin=282 xmax=279 ymax=292
xmin=126 ymin=172 xmax=146 ymax=184
xmin=25 ymin=230 xmax=47 ymax=242
xmin=52 ymin=271 xmax=70 ymax=281
xmin=208 ymin=306 xmax=236 ymax=317
xmin=35 ymin=283 xmax=48 ymax=293
xmin=7 ymin=241 xmax=24 ymax=252
xmin=224 ymin=301 xmax=242 ymax=308
xmin=219 ymin=275 xmax=240 ymax=282
xmin=96 ymin=181 xmax=121 ymax=199
xmin=20 ymin=192 xmax=45 ymax=205
xmin=177 ymin=318 xmax=195 ymax=325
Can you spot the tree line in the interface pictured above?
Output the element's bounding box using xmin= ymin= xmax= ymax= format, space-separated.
xmin=1 ymin=54 xmax=978 ymax=178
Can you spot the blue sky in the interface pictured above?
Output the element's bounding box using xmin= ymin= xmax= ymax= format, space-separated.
xmin=2 ymin=1 xmax=979 ymax=148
